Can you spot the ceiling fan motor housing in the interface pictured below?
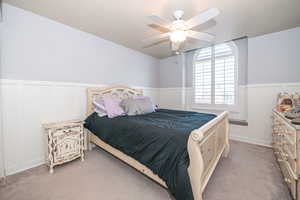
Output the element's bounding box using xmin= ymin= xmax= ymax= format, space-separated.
xmin=173 ymin=10 xmax=184 ymax=20
xmin=170 ymin=20 xmax=187 ymax=31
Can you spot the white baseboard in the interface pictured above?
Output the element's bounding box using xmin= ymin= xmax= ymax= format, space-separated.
xmin=230 ymin=134 xmax=272 ymax=148
xmin=7 ymin=160 xmax=45 ymax=176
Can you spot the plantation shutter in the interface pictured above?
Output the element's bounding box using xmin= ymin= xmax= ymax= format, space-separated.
xmin=194 ymin=47 xmax=212 ymax=104
xmin=194 ymin=42 xmax=235 ymax=105
xmin=214 ymin=43 xmax=235 ymax=105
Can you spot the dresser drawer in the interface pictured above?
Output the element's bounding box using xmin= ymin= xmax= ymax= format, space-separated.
xmin=278 ymin=159 xmax=297 ymax=199
xmin=282 ymin=140 xmax=296 ymax=159
xmin=272 ymin=134 xmax=282 ymax=150
xmin=275 ymin=149 xmax=297 ymax=178
xmin=272 ymin=113 xmax=284 ymax=127
xmin=281 ymin=151 xmax=297 ymax=176
xmin=283 ymin=127 xmax=297 ymax=146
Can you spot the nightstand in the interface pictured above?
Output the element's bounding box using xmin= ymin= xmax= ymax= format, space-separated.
xmin=43 ymin=120 xmax=85 ymax=173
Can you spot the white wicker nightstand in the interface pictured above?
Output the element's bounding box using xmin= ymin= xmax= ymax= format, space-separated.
xmin=43 ymin=120 xmax=85 ymax=173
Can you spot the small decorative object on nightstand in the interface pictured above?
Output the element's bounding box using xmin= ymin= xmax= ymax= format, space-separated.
xmin=43 ymin=120 xmax=85 ymax=173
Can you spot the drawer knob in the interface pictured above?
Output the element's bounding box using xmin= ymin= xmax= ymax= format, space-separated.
xmin=281 ymin=153 xmax=289 ymax=158
xmin=272 ymin=142 xmax=281 ymax=145
xmin=284 ymin=178 xmax=292 ymax=184
xmin=281 ymin=140 xmax=287 ymax=144
xmin=277 ymin=158 xmax=286 ymax=162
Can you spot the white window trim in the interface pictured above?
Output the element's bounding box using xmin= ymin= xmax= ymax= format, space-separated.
xmin=191 ymin=41 xmax=240 ymax=112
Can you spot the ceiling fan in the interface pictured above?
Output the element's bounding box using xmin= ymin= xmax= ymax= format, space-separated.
xmin=143 ymin=8 xmax=220 ymax=52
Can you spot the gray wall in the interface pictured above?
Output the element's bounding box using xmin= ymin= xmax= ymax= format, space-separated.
xmin=158 ymin=26 xmax=300 ymax=88
xmin=234 ymin=38 xmax=248 ymax=85
xmin=2 ymin=4 xmax=300 ymax=89
xmin=158 ymin=55 xmax=183 ymax=88
xmin=0 ymin=4 xmax=159 ymax=87
xmin=248 ymin=26 xmax=300 ymax=84
xmin=158 ymin=37 xmax=248 ymax=88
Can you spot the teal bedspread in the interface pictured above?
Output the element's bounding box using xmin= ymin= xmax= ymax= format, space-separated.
xmin=84 ymin=109 xmax=216 ymax=200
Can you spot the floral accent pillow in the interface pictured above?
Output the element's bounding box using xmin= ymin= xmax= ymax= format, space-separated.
xmin=102 ymin=96 xmax=125 ymax=118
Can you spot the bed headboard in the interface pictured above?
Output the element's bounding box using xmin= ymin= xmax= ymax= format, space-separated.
xmin=86 ymin=85 xmax=143 ymax=116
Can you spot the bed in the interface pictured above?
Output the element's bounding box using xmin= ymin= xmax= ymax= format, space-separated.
xmin=84 ymin=85 xmax=230 ymax=200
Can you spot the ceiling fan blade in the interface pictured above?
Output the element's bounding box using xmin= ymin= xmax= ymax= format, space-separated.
xmin=187 ymin=30 xmax=215 ymax=42
xmin=186 ymin=8 xmax=220 ymax=29
xmin=148 ymin=15 xmax=171 ymax=27
xmin=181 ymin=44 xmax=204 ymax=52
xmin=171 ymin=42 xmax=181 ymax=51
xmin=179 ymin=38 xmax=205 ymax=52
xmin=142 ymin=32 xmax=170 ymax=44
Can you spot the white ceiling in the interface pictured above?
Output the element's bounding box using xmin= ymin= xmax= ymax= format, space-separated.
xmin=4 ymin=0 xmax=300 ymax=59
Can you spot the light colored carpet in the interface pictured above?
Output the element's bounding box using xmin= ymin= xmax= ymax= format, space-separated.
xmin=0 ymin=141 xmax=292 ymax=200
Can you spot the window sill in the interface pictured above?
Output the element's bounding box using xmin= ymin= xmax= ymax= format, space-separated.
xmin=229 ymin=119 xmax=248 ymax=126
xmin=190 ymin=104 xmax=240 ymax=113
xmin=188 ymin=107 xmax=248 ymax=126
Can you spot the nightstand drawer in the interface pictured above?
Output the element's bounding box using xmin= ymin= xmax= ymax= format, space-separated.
xmin=53 ymin=134 xmax=81 ymax=163
xmin=53 ymin=126 xmax=81 ymax=137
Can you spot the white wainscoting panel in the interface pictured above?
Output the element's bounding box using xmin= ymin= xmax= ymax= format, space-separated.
xmin=158 ymin=88 xmax=184 ymax=110
xmin=158 ymin=83 xmax=300 ymax=147
xmin=1 ymin=79 xmax=300 ymax=176
xmin=159 ymin=86 xmax=248 ymax=119
xmin=0 ymin=79 xmax=159 ymax=175
xmin=244 ymin=83 xmax=300 ymax=147
xmin=0 ymin=91 xmax=4 ymax=178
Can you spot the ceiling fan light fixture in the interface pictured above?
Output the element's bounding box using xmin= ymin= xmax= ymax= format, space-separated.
xmin=169 ymin=30 xmax=187 ymax=43
xmin=145 ymin=8 xmax=219 ymax=51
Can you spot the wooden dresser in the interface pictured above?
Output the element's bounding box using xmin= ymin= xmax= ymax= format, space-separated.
xmin=272 ymin=109 xmax=300 ymax=199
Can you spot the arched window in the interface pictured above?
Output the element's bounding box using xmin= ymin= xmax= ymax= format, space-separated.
xmin=193 ymin=42 xmax=238 ymax=106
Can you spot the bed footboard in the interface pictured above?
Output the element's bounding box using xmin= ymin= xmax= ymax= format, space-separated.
xmin=187 ymin=111 xmax=229 ymax=200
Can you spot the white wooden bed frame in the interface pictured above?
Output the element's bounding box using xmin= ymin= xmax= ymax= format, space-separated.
xmin=85 ymin=85 xmax=230 ymax=200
